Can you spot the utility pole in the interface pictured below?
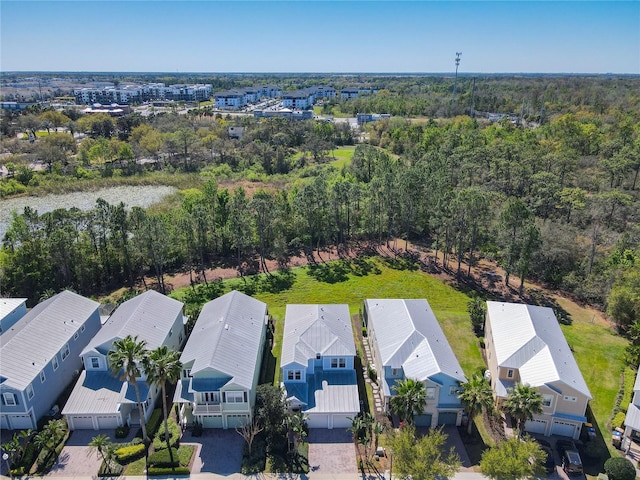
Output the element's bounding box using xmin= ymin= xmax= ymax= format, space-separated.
xmin=451 ymin=52 xmax=462 ymax=115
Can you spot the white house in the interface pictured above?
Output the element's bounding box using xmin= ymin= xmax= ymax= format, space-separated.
xmin=281 ymin=304 xmax=360 ymax=429
xmin=174 ymin=290 xmax=268 ymax=429
xmin=485 ymin=301 xmax=592 ymax=439
xmin=63 ymin=290 xmax=185 ymax=430
xmin=365 ymin=299 xmax=467 ymax=427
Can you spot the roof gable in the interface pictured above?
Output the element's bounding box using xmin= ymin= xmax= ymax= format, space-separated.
xmin=486 ymin=301 xmax=591 ymax=399
xmin=282 ymin=304 xmax=355 ymax=368
xmin=180 ymin=290 xmax=267 ymax=390
xmin=366 ymin=299 xmax=466 ymax=383
xmin=82 ymin=290 xmax=183 ymax=356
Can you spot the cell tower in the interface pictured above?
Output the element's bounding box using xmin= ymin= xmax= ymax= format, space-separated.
xmin=451 ymin=52 xmax=462 ymax=112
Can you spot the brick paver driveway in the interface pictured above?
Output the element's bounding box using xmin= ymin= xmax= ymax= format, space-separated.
xmin=307 ymin=428 xmax=357 ymax=474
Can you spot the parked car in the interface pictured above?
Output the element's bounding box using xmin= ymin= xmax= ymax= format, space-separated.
xmin=556 ymin=439 xmax=577 ymax=456
xmin=562 ymin=448 xmax=584 ymax=475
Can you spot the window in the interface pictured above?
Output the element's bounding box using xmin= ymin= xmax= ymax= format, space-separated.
xmin=226 ymin=391 xmax=244 ymax=403
xmin=316 ymin=353 xmax=321 ymax=360
xmin=287 ymin=370 xmax=302 ymax=381
xmin=91 ymin=357 xmax=100 ymax=369
xmin=331 ymin=358 xmax=346 ymax=369
xmin=81 ymin=325 xmax=85 ymax=332
xmin=74 ymin=331 xmax=79 ymax=340
xmin=391 ymin=368 xmax=398 ymax=376
xmin=179 ymin=333 xmax=183 ymax=343
xmin=542 ymin=394 xmax=554 ymax=407
xmin=183 ymin=369 xmax=192 ymax=378
xmin=426 ymin=387 xmax=436 ymax=400
xmin=204 ymin=392 xmax=220 ymax=403
xmin=52 ymin=355 xmax=59 ymax=371
xmin=40 ymin=370 xmax=46 ymax=383
xmin=449 ymin=386 xmax=458 ymax=395
xmin=563 ymin=395 xmax=577 ymax=402
xmin=169 ymin=328 xmax=173 ymax=337
xmin=61 ymin=344 xmax=70 ymax=361
xmin=27 ymin=384 xmax=34 ymax=400
xmin=3 ymin=393 xmax=16 ymax=406
xmin=507 ymin=369 xmax=514 ymax=379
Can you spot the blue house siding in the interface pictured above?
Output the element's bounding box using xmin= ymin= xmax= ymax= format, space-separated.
xmin=0 ymin=300 xmax=27 ymax=334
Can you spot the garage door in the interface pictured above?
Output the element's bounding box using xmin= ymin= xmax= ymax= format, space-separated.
xmin=202 ymin=415 xmax=223 ymax=428
xmin=306 ymin=414 xmax=329 ymax=429
xmin=331 ymin=415 xmax=352 ymax=429
xmin=438 ymin=412 xmax=459 ymax=426
xmin=226 ymin=415 xmax=249 ymax=429
xmin=97 ymin=416 xmax=119 ymax=429
xmin=10 ymin=414 xmax=35 ymax=430
xmin=414 ymin=414 xmax=432 ymax=427
xmin=551 ymin=420 xmax=577 ymax=438
xmin=69 ymin=416 xmax=95 ymax=430
xmin=525 ymin=419 xmax=548 ymax=434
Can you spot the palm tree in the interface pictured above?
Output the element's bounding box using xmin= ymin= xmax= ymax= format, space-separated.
xmin=88 ymin=434 xmax=112 ymax=474
xmin=143 ymin=346 xmax=182 ymax=457
xmin=390 ymin=378 xmax=427 ymax=425
xmin=108 ymin=335 xmax=149 ymax=444
xmin=458 ymin=374 xmax=494 ymax=435
xmin=287 ymin=412 xmax=308 ymax=454
xmin=504 ymin=383 xmax=543 ymax=437
xmin=34 ymin=419 xmax=66 ymax=468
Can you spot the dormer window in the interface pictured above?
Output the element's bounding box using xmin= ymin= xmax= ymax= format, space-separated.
xmin=507 ymin=369 xmax=514 ymax=379
xmin=316 ymin=353 xmax=321 ymax=360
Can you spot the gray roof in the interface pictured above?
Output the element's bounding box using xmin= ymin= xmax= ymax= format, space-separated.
xmin=626 ymin=403 xmax=640 ymax=431
xmin=306 ymin=382 xmax=360 ymax=414
xmin=0 ymin=291 xmax=99 ymax=391
xmin=180 ymin=290 xmax=267 ymax=390
xmin=365 ymin=299 xmax=466 ymax=383
xmin=281 ymin=304 xmax=355 ymax=368
xmin=62 ymin=370 xmax=151 ymax=415
xmin=486 ymin=301 xmax=592 ymax=399
xmin=0 ymin=298 xmax=27 ymax=320
xmin=634 ymin=367 xmax=640 ymax=393
xmin=82 ymin=290 xmax=183 ymax=356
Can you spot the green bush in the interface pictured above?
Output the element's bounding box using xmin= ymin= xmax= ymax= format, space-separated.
xmin=114 ymin=443 xmax=145 ymax=463
xmin=611 ymin=411 xmax=626 ymax=429
xmin=152 ymin=417 xmax=181 ymax=450
xmin=147 ymin=466 xmax=190 ymax=475
xmin=98 ymin=459 xmax=123 ymax=477
xmin=115 ymin=425 xmax=130 ymax=438
xmin=145 ymin=409 xmax=163 ymax=438
xmin=241 ymin=435 xmax=266 ymax=474
xmin=148 ymin=448 xmax=180 ymax=467
xmin=604 ymin=457 xmax=636 ymax=480
xmin=620 ymin=367 xmax=636 ymax=413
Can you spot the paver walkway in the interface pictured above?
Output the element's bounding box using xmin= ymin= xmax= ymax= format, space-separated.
xmin=362 ymin=337 xmax=385 ymax=415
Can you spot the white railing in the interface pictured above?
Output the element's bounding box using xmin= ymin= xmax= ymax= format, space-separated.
xmin=193 ymin=403 xmax=221 ymax=414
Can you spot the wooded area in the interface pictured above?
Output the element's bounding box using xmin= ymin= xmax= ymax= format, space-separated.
xmin=1 ymin=75 xmax=639 ymax=352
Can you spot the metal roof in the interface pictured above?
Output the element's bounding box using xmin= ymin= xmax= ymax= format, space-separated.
xmin=0 ymin=291 xmax=99 ymax=391
xmin=281 ymin=304 xmax=355 ymax=368
xmin=62 ymin=370 xmax=125 ymax=415
xmin=626 ymin=403 xmax=640 ymax=431
xmin=365 ymin=299 xmax=467 ymax=383
xmin=486 ymin=301 xmax=592 ymax=399
xmin=82 ymin=290 xmax=183 ymax=356
xmin=0 ymin=298 xmax=27 ymax=320
xmin=306 ymin=382 xmax=360 ymax=414
xmin=179 ymin=290 xmax=267 ymax=390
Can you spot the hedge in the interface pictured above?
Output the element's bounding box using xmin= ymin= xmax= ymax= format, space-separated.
xmin=611 ymin=411 xmax=626 ymax=430
xmin=152 ymin=417 xmax=181 ymax=450
xmin=148 ymin=466 xmax=190 ymax=475
xmin=115 ymin=443 xmax=145 ymax=463
xmin=148 ymin=448 xmax=180 ymax=467
xmin=145 ymin=409 xmax=163 ymax=438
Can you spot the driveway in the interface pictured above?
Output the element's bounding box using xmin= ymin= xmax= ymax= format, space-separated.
xmin=48 ymin=428 xmax=134 ymax=476
xmin=182 ymin=428 xmax=243 ymax=474
xmin=307 ymin=428 xmax=357 ymax=474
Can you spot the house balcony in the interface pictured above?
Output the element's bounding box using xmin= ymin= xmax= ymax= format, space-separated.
xmin=193 ymin=402 xmax=221 ymax=415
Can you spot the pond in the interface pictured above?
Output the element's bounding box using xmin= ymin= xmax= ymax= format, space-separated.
xmin=0 ymin=185 xmax=177 ymax=239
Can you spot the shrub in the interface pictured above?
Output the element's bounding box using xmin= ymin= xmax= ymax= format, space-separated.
xmin=367 ymin=364 xmax=377 ymax=383
xmin=114 ymin=444 xmax=145 ymax=464
xmin=148 ymin=466 xmax=190 ymax=475
xmin=115 ymin=425 xmax=129 ymax=439
xmin=145 ymin=409 xmax=163 ymax=438
xmin=611 ymin=411 xmax=626 ymax=429
xmin=148 ymin=448 xmax=180 ymax=467
xmin=241 ymin=435 xmax=266 ymax=474
xmin=604 ymin=457 xmax=636 ymax=480
xmin=619 ymin=367 xmax=636 ymax=413
xmin=152 ymin=417 xmax=181 ymax=450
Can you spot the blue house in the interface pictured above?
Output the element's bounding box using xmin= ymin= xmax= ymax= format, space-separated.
xmin=63 ymin=290 xmax=185 ymax=430
xmin=281 ymin=304 xmax=360 ymax=429
xmin=0 ymin=291 xmax=101 ymax=431
xmin=365 ymin=299 xmax=467 ymax=427
xmin=0 ymin=298 xmax=27 ymax=335
xmin=174 ymin=290 xmax=268 ymax=429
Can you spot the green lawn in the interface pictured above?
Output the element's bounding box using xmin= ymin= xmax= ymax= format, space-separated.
xmin=329 ymin=146 xmax=356 ymax=169
xmin=555 ymin=297 xmax=627 ymax=455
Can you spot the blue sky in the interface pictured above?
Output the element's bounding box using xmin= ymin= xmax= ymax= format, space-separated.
xmin=1 ymin=1 xmax=638 ymax=73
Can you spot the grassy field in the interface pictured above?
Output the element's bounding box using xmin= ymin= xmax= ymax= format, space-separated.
xmin=171 ymin=256 xmax=627 ymax=459
xmin=329 ymin=146 xmax=355 ymax=169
